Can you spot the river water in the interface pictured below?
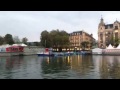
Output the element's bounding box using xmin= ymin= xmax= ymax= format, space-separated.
xmin=0 ymin=55 xmax=120 ymax=79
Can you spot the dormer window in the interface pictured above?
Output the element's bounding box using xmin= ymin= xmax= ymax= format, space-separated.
xmin=115 ymin=26 xmax=118 ymax=29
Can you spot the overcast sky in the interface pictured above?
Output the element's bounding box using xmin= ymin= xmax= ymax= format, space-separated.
xmin=0 ymin=11 xmax=120 ymax=42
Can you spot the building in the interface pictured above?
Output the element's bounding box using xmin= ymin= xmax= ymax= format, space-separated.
xmin=98 ymin=17 xmax=120 ymax=48
xmin=26 ymin=42 xmax=40 ymax=46
xmin=69 ymin=31 xmax=96 ymax=50
xmin=0 ymin=44 xmax=24 ymax=52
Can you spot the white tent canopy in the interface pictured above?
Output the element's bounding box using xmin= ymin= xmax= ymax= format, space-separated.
xmin=106 ymin=44 xmax=114 ymax=49
xmin=0 ymin=44 xmax=11 ymax=48
xmin=116 ymin=44 xmax=120 ymax=49
xmin=12 ymin=43 xmax=27 ymax=47
xmin=20 ymin=43 xmax=27 ymax=46
xmin=92 ymin=48 xmax=102 ymax=52
xmin=92 ymin=48 xmax=102 ymax=54
xmin=92 ymin=48 xmax=102 ymax=51
xmin=12 ymin=44 xmax=19 ymax=46
xmin=92 ymin=48 xmax=102 ymax=50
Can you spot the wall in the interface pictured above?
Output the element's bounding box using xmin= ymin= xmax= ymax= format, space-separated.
xmin=23 ymin=46 xmax=45 ymax=55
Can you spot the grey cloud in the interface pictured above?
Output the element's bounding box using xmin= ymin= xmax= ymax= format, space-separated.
xmin=0 ymin=11 xmax=120 ymax=41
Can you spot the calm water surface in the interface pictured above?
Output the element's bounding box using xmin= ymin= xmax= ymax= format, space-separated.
xmin=0 ymin=55 xmax=120 ymax=79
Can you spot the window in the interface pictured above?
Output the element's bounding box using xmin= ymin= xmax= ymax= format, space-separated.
xmin=115 ymin=26 xmax=118 ymax=29
xmin=100 ymin=33 xmax=103 ymax=43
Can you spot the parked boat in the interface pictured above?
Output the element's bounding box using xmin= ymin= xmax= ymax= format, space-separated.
xmin=37 ymin=52 xmax=54 ymax=56
xmin=37 ymin=48 xmax=54 ymax=57
xmin=64 ymin=51 xmax=74 ymax=56
xmin=54 ymin=52 xmax=64 ymax=56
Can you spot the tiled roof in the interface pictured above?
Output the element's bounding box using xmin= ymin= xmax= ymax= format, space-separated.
xmin=73 ymin=31 xmax=83 ymax=33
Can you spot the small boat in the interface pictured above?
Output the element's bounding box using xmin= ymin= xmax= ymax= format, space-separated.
xmin=54 ymin=52 xmax=64 ymax=56
xmin=37 ymin=48 xmax=54 ymax=57
xmin=64 ymin=52 xmax=74 ymax=56
xmin=37 ymin=52 xmax=54 ymax=57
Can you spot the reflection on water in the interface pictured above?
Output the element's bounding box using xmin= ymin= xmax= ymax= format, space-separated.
xmin=1 ymin=55 xmax=120 ymax=79
xmin=0 ymin=56 xmax=43 ymax=79
xmin=99 ymin=56 xmax=120 ymax=79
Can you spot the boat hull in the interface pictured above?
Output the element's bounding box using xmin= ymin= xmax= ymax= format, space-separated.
xmin=37 ymin=54 xmax=54 ymax=57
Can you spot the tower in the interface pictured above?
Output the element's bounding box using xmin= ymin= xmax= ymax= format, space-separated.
xmin=98 ymin=16 xmax=105 ymax=29
xmin=98 ymin=17 xmax=105 ymax=48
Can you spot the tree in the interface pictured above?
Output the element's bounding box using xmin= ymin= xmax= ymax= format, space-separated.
xmin=40 ymin=29 xmax=70 ymax=48
xmin=4 ymin=34 xmax=14 ymax=45
xmin=49 ymin=30 xmax=69 ymax=47
xmin=114 ymin=38 xmax=120 ymax=47
xmin=40 ymin=30 xmax=51 ymax=48
xmin=0 ymin=36 xmax=4 ymax=45
xmin=13 ymin=36 xmax=21 ymax=44
xmin=22 ymin=37 xmax=28 ymax=44
xmin=81 ymin=41 xmax=90 ymax=50
xmin=109 ymin=36 xmax=114 ymax=46
xmin=49 ymin=30 xmax=59 ymax=47
xmin=109 ymin=36 xmax=120 ymax=47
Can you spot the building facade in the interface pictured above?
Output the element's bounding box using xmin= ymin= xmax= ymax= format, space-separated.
xmin=69 ymin=31 xmax=96 ymax=50
xmin=98 ymin=18 xmax=120 ymax=48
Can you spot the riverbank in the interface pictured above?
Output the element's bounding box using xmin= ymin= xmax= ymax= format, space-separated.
xmin=0 ymin=46 xmax=93 ymax=57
